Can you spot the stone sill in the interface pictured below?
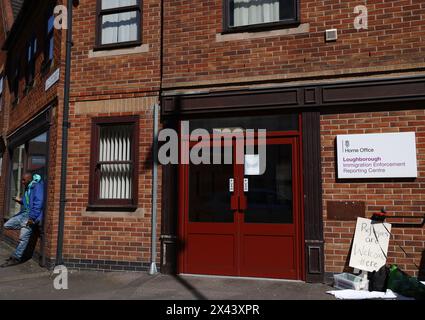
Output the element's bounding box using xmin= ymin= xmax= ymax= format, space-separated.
xmin=88 ymin=44 xmax=149 ymax=58
xmin=82 ymin=207 xmax=145 ymax=218
xmin=216 ymin=23 xmax=310 ymax=42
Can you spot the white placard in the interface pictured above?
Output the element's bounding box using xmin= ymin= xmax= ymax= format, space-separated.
xmin=349 ymin=217 xmax=391 ymax=272
xmin=244 ymin=154 xmax=260 ymax=176
xmin=45 ymin=68 xmax=60 ymax=91
xmin=337 ymin=132 xmax=417 ymax=179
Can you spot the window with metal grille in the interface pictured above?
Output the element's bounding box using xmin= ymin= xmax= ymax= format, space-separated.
xmin=89 ymin=117 xmax=139 ymax=210
xmin=96 ymin=0 xmax=142 ymax=50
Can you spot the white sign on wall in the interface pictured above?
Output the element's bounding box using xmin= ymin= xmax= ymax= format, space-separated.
xmin=45 ymin=68 xmax=60 ymax=91
xmin=337 ymin=132 xmax=417 ymax=179
xmin=349 ymin=217 xmax=392 ymax=272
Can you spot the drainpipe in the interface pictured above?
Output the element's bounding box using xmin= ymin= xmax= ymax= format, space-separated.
xmin=56 ymin=0 xmax=73 ymax=266
xmin=149 ymin=103 xmax=159 ymax=275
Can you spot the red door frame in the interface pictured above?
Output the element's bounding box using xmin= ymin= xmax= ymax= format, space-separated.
xmin=177 ymin=116 xmax=305 ymax=280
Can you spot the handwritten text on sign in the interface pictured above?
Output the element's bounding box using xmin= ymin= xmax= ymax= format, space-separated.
xmin=349 ymin=217 xmax=391 ymax=272
xmin=337 ymin=132 xmax=417 ymax=179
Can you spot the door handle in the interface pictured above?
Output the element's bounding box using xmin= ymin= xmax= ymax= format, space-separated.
xmin=243 ymin=178 xmax=249 ymax=192
xmin=229 ymin=178 xmax=234 ymax=192
xmin=230 ymin=178 xmax=238 ymax=210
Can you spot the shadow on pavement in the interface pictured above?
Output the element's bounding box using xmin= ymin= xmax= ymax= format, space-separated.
xmin=172 ymin=275 xmax=208 ymax=300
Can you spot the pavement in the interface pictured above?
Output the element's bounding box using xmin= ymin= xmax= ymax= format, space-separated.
xmin=0 ymin=241 xmax=334 ymax=300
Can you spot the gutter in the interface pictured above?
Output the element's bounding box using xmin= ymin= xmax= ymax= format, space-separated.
xmin=55 ymin=0 xmax=73 ymax=266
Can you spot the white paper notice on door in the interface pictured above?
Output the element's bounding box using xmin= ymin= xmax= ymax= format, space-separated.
xmin=245 ymin=154 xmax=260 ymax=176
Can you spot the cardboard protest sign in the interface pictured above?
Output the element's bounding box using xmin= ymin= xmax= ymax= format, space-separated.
xmin=349 ymin=217 xmax=391 ymax=272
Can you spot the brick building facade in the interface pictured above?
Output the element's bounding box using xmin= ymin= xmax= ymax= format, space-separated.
xmin=0 ymin=0 xmax=65 ymax=266
xmin=160 ymin=0 xmax=425 ymax=280
xmin=0 ymin=0 xmax=424 ymax=281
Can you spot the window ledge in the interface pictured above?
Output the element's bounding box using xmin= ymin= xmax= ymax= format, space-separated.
xmin=86 ymin=204 xmax=138 ymax=212
xmin=216 ymin=23 xmax=309 ymax=42
xmin=83 ymin=207 xmax=144 ymax=218
xmin=88 ymin=44 xmax=149 ymax=58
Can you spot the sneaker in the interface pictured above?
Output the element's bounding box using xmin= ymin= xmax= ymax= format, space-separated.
xmin=0 ymin=257 xmax=21 ymax=268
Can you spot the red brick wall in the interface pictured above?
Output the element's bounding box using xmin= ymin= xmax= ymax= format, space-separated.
xmin=321 ymin=109 xmax=425 ymax=276
xmin=5 ymin=3 xmax=63 ymax=134
xmin=0 ymin=1 xmax=65 ymax=260
xmin=70 ymin=0 xmax=161 ymax=99
xmin=60 ymin=0 xmax=163 ymax=266
xmin=163 ymin=0 xmax=425 ymax=86
xmin=63 ymin=103 xmax=162 ymax=264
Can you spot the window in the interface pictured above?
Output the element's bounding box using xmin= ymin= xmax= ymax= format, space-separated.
xmin=96 ymin=0 xmax=141 ymax=49
xmin=224 ymin=0 xmax=298 ymax=31
xmin=25 ymin=36 xmax=37 ymax=89
xmin=46 ymin=13 xmax=55 ymax=63
xmin=9 ymin=144 xmax=26 ymax=219
xmin=7 ymin=132 xmax=48 ymax=219
xmin=0 ymin=74 xmax=3 ymax=109
xmin=89 ymin=117 xmax=139 ymax=209
xmin=11 ymin=63 xmax=20 ymax=105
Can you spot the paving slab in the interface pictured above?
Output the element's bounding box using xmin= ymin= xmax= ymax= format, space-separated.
xmin=0 ymin=241 xmax=334 ymax=300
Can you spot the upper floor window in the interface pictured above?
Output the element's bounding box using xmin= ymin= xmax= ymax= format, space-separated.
xmin=224 ymin=0 xmax=298 ymax=32
xmin=46 ymin=14 xmax=55 ymax=62
xmin=0 ymin=75 xmax=3 ymax=109
xmin=96 ymin=0 xmax=141 ymax=49
xmin=41 ymin=5 xmax=55 ymax=73
xmin=25 ymin=36 xmax=37 ymax=89
xmin=11 ymin=63 xmax=20 ymax=105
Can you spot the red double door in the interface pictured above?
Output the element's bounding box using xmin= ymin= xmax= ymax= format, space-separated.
xmin=179 ymin=135 xmax=304 ymax=280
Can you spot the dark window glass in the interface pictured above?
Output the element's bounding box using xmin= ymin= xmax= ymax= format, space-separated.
xmin=46 ymin=14 xmax=55 ymax=62
xmin=189 ymin=114 xmax=299 ymax=133
xmin=8 ymin=132 xmax=48 ymax=219
xmin=227 ymin=0 xmax=298 ymax=29
xmin=244 ymin=144 xmax=293 ymax=223
xmin=25 ymin=36 xmax=37 ymax=87
xmin=189 ymin=147 xmax=234 ymax=223
xmin=11 ymin=63 xmax=20 ymax=104
xmin=0 ymin=75 xmax=3 ymax=108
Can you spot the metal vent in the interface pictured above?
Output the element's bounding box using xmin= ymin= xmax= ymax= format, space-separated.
xmin=325 ymin=29 xmax=338 ymax=42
